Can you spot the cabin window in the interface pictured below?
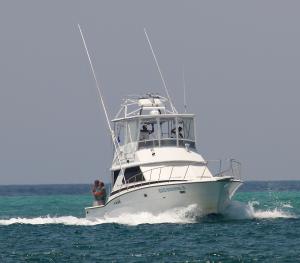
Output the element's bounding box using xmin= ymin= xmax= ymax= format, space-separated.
xmin=177 ymin=117 xmax=195 ymax=148
xmin=114 ymin=122 xmax=125 ymax=145
xmin=178 ymin=117 xmax=195 ymax=141
xmin=160 ymin=118 xmax=177 ymax=146
xmin=125 ymin=120 xmax=139 ymax=144
xmin=138 ymin=118 xmax=159 ymax=148
xmin=123 ymin=166 xmax=144 ymax=184
xmin=112 ymin=169 xmax=121 ymax=186
xmin=136 ymin=116 xmax=196 ymax=149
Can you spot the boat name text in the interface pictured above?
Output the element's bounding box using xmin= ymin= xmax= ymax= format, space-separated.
xmin=158 ymin=186 xmax=185 ymax=193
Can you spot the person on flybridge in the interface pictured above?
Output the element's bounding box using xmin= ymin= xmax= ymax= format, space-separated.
xmin=139 ymin=123 xmax=154 ymax=140
xmin=92 ymin=180 xmax=107 ymax=206
xmin=171 ymin=126 xmax=183 ymax=138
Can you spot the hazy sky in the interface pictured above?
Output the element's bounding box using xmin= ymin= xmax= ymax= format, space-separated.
xmin=0 ymin=1 xmax=300 ymax=184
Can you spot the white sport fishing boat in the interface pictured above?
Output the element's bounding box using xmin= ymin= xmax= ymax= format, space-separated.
xmin=85 ymin=94 xmax=242 ymax=219
xmin=77 ymin=25 xmax=242 ymax=219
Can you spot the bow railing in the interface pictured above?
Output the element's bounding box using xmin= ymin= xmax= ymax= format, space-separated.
xmin=209 ymin=159 xmax=242 ymax=180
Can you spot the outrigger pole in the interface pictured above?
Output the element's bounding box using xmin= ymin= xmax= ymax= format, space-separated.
xmin=143 ymin=28 xmax=177 ymax=113
xmin=182 ymin=66 xmax=187 ymax=113
xmin=78 ymin=24 xmax=124 ymax=176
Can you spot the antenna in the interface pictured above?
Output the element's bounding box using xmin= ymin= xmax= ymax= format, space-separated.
xmin=77 ymin=24 xmax=124 ymax=175
xmin=183 ymin=67 xmax=187 ymax=113
xmin=143 ymin=28 xmax=177 ymax=113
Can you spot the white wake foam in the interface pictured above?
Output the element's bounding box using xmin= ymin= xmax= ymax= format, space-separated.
xmin=0 ymin=204 xmax=200 ymax=226
xmin=282 ymin=203 xmax=293 ymax=208
xmin=223 ymin=200 xmax=297 ymax=220
xmin=0 ymin=216 xmax=97 ymax=226
xmin=0 ymin=201 xmax=296 ymax=226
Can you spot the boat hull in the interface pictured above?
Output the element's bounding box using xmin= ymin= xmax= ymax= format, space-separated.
xmin=85 ymin=178 xmax=242 ymax=219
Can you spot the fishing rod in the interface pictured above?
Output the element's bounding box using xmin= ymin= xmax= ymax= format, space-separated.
xmin=77 ymin=24 xmax=124 ymax=176
xmin=143 ymin=28 xmax=177 ymax=113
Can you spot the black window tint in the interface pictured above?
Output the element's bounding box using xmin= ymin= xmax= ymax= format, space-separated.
xmin=113 ymin=170 xmax=120 ymax=186
xmin=123 ymin=166 xmax=144 ymax=184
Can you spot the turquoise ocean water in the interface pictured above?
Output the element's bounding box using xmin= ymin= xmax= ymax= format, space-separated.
xmin=0 ymin=181 xmax=300 ymax=262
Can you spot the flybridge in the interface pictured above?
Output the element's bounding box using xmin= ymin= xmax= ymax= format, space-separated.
xmin=111 ymin=93 xmax=196 ymax=154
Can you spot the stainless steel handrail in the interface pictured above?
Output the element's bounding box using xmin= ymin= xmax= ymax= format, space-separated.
xmin=212 ymin=159 xmax=242 ymax=180
xmin=168 ymin=167 xmax=174 ymax=182
xmin=118 ymin=158 xmax=241 ymax=195
xmin=183 ymin=165 xmax=190 ymax=180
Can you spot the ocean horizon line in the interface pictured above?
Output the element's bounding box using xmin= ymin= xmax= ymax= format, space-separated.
xmin=1 ymin=179 xmax=300 ymax=187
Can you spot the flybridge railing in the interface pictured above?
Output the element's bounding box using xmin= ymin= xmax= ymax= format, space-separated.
xmin=112 ymin=139 xmax=197 ymax=165
xmin=138 ymin=139 xmax=196 ymax=149
xmin=209 ymin=159 xmax=242 ymax=181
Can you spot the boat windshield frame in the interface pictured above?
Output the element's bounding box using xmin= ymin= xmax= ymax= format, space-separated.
xmin=112 ymin=113 xmax=196 ymax=150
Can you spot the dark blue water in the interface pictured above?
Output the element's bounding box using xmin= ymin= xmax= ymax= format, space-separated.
xmin=1 ymin=181 xmax=300 ymax=262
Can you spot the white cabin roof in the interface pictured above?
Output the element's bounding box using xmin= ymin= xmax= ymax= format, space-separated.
xmin=112 ymin=93 xmax=194 ymax=122
xmin=112 ymin=113 xmax=195 ymax=122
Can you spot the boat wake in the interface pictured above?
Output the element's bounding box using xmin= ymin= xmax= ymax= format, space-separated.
xmin=0 ymin=205 xmax=198 ymax=226
xmin=0 ymin=201 xmax=297 ymax=226
xmin=222 ymin=200 xmax=297 ymax=220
